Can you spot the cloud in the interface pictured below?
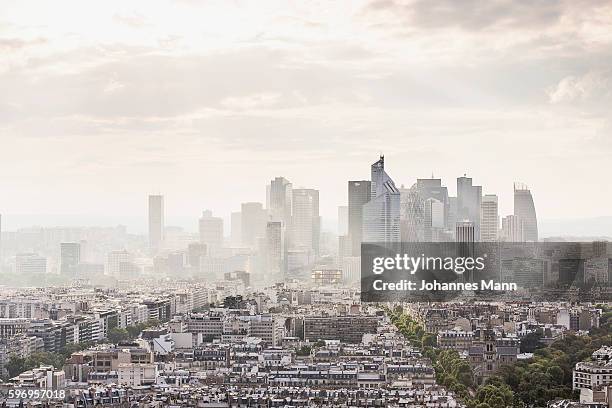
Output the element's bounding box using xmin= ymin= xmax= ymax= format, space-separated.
xmin=363 ymin=0 xmax=592 ymax=31
xmin=548 ymin=70 xmax=612 ymax=104
xmin=221 ymin=93 xmax=282 ymax=110
xmin=113 ymin=12 xmax=149 ymax=28
xmin=359 ymin=0 xmax=612 ymax=62
xmin=0 ymin=37 xmax=47 ymax=51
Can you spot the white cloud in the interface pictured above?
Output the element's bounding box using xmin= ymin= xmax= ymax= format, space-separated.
xmin=221 ymin=93 xmax=282 ymax=110
xmin=548 ymin=70 xmax=612 ymax=104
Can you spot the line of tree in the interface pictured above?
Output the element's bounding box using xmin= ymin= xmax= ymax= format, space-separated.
xmin=3 ymin=341 xmax=94 ymax=380
xmin=386 ymin=305 xmax=611 ymax=408
xmin=107 ymin=318 xmax=161 ymax=343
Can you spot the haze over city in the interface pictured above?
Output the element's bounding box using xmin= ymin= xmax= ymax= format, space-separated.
xmin=1 ymin=0 xmax=612 ymax=236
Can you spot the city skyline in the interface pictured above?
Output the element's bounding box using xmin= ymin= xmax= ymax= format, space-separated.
xmin=0 ymin=166 xmax=610 ymax=239
xmin=1 ymin=1 xmax=611 ymax=227
xmin=0 ymin=3 xmax=610 ymax=407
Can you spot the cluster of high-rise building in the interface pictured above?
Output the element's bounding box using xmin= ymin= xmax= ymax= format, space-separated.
xmin=143 ymin=156 xmax=541 ymax=286
xmin=0 ymin=156 xmax=539 ymax=287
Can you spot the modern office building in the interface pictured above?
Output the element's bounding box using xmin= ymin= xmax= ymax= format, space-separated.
xmin=362 ymin=156 xmax=400 ymax=244
xmin=303 ymin=316 xmax=378 ymax=344
xmin=399 ymin=184 xmax=425 ymax=242
xmin=417 ymin=178 xmax=449 ymax=228
xmin=338 ymin=206 xmax=348 ymax=236
xmin=348 ymin=180 xmax=371 ymax=255
xmin=268 ymin=177 xmax=292 ymax=226
xmin=230 ymin=211 xmax=242 ymax=246
xmin=456 ymin=221 xmax=475 ymax=244
xmin=457 ymin=176 xmax=482 ymax=240
xmin=148 ymin=195 xmax=164 ymax=253
xmin=424 ymin=198 xmax=445 ymax=241
xmin=60 ymin=242 xmax=81 ymax=276
xmin=187 ymin=242 xmax=206 ymax=274
xmin=241 ymin=202 xmax=267 ymax=248
xmin=502 ymin=215 xmax=524 ymax=242
xmin=291 ymin=189 xmax=320 ymax=256
xmin=480 ymin=194 xmax=499 ymax=242
xmin=106 ymin=250 xmax=132 ymax=278
xmin=266 ymin=221 xmax=284 ymax=283
xmin=199 ymin=210 xmax=224 ymax=253
xmin=16 ymin=253 xmax=47 ymax=275
xmin=514 ymin=183 xmax=538 ymax=242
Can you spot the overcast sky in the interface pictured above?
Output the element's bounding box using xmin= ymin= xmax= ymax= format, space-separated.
xmin=1 ymin=0 xmax=611 ymax=230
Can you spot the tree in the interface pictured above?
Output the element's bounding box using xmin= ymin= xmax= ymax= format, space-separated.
xmin=520 ymin=332 xmax=545 ymax=353
xmin=108 ymin=327 xmax=130 ymax=344
xmin=296 ymin=345 xmax=312 ymax=356
xmin=422 ymin=333 xmax=437 ymax=348
xmin=6 ymin=355 xmax=26 ymax=378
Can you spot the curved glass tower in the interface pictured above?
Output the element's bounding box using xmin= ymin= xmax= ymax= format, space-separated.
xmin=362 ymin=156 xmax=401 ymax=244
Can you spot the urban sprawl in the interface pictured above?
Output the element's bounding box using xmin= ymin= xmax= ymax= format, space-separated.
xmin=0 ymin=157 xmax=610 ymax=407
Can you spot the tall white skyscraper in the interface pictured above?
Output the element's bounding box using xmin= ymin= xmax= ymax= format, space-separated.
xmin=424 ymin=198 xmax=444 ymax=241
xmin=268 ymin=177 xmax=292 ymax=225
xmin=338 ymin=206 xmax=348 ymax=236
xmin=199 ymin=210 xmax=224 ymax=254
xmin=265 ymin=221 xmax=284 ymax=283
xmin=348 ymin=180 xmax=371 ymax=255
xmin=291 ymin=188 xmax=320 ymax=256
xmin=480 ymin=194 xmax=499 ymax=242
xmin=417 ymin=178 xmax=449 ymax=228
xmin=502 ymin=215 xmax=524 ymax=242
xmin=457 ymin=176 xmax=482 ymax=240
xmin=231 ymin=211 xmax=242 ymax=246
xmin=514 ymin=183 xmax=538 ymax=242
xmin=362 ymin=156 xmax=400 ymax=244
xmin=148 ymin=195 xmax=164 ymax=253
xmin=241 ymin=202 xmax=267 ymax=247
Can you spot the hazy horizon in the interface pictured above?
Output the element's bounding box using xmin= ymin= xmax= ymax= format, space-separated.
xmin=2 ymin=213 xmax=612 ymax=240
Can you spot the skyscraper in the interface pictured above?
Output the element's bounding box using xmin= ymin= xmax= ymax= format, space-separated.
xmin=230 ymin=211 xmax=242 ymax=246
xmin=187 ymin=242 xmax=206 ymax=276
xmin=424 ymin=198 xmax=444 ymax=241
xmin=199 ymin=210 xmax=224 ymax=253
xmin=456 ymin=221 xmax=475 ymax=242
xmin=417 ymin=178 xmax=449 ymax=228
xmin=268 ymin=177 xmax=292 ymax=225
xmin=514 ymin=183 xmax=538 ymax=242
xmin=148 ymin=195 xmax=164 ymax=253
xmin=338 ymin=206 xmax=348 ymax=236
xmin=241 ymin=202 xmax=267 ymax=247
xmin=480 ymin=194 xmax=499 ymax=242
xmin=399 ymin=184 xmax=425 ymax=242
xmin=456 ymin=220 xmax=476 ymax=281
xmin=60 ymin=242 xmax=81 ymax=276
xmin=457 ymin=176 xmax=482 ymax=240
xmin=266 ymin=221 xmax=284 ymax=283
xmin=362 ymin=156 xmax=401 ymax=244
xmin=291 ymin=188 xmax=320 ymax=256
xmin=348 ymin=180 xmax=371 ymax=255
xmin=502 ymin=215 xmax=524 ymax=242
xmin=107 ymin=249 xmax=133 ymax=278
